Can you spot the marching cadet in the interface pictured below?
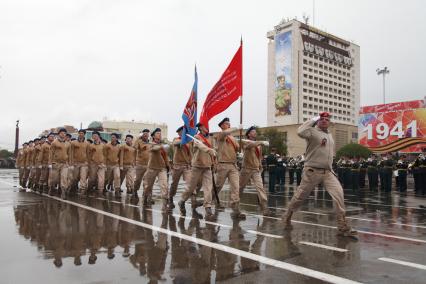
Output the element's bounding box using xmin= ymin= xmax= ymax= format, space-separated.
xmin=119 ymin=134 xmax=136 ymax=197
xmin=239 ymin=126 xmax=271 ymax=216
xmin=69 ymin=129 xmax=89 ymax=195
xmin=366 ymin=155 xmax=379 ymax=190
xmin=33 ymin=137 xmax=45 ymax=191
xmin=168 ymin=126 xmax=192 ymax=209
xmin=28 ymin=139 xmax=38 ymax=189
xmin=22 ymin=140 xmax=33 ymax=188
xmin=266 ymin=148 xmax=278 ymax=193
xmin=134 ymin=129 xmax=150 ymax=196
xmin=282 ymin=112 xmax=357 ymax=238
xmin=395 ymin=155 xmax=409 ymax=192
xmin=16 ymin=143 xmax=27 ymax=189
xmin=178 ymin=122 xmax=217 ymax=219
xmin=48 ymin=128 xmax=71 ymax=199
xmin=104 ymin=133 xmax=121 ymax=194
xmin=214 ymin=117 xmax=245 ymax=220
xmin=350 ymin=157 xmax=360 ymax=191
xmin=142 ymin=128 xmax=170 ymax=209
xmin=39 ymin=133 xmax=54 ymax=193
xmin=87 ymin=131 xmax=106 ymax=195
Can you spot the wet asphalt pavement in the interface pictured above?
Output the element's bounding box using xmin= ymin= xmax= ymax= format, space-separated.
xmin=0 ymin=169 xmax=425 ymax=284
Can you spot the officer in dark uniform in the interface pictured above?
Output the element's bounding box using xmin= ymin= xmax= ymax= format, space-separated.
xmin=342 ymin=157 xmax=352 ymax=189
xmin=288 ymin=157 xmax=296 ymax=185
xmin=367 ymin=155 xmax=379 ymax=190
xmin=266 ymin=148 xmax=278 ymax=193
xmin=336 ymin=156 xmax=346 ymax=184
xmin=276 ymin=155 xmax=285 ymax=189
xmin=350 ymin=157 xmax=360 ymax=191
xmin=382 ymin=153 xmax=395 ymax=192
xmin=413 ymin=152 xmax=426 ymax=195
xmin=396 ymin=155 xmax=409 ymax=192
xmin=378 ymin=155 xmax=385 ymax=191
xmin=359 ymin=158 xmax=367 ymax=188
xmin=295 ymin=155 xmax=304 ymax=186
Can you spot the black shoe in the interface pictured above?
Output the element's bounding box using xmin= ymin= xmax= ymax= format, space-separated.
xmin=178 ymin=200 xmax=186 ymax=215
xmin=192 ymin=209 xmax=203 ymax=219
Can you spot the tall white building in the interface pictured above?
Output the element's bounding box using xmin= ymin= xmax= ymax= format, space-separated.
xmin=267 ymin=19 xmax=360 ymax=127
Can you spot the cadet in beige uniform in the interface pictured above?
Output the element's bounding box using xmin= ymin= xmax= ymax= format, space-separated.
xmin=178 ymin=123 xmax=217 ymax=218
xmin=104 ymin=133 xmax=121 ymax=194
xmin=142 ymin=128 xmax=170 ymax=209
xmin=48 ymin=128 xmax=71 ymax=199
xmin=69 ymin=129 xmax=89 ymax=194
xmin=169 ymin=126 xmax=192 ymax=209
xmin=214 ymin=117 xmax=245 ymax=220
xmin=16 ymin=143 xmax=28 ymax=189
xmin=120 ymin=134 xmax=136 ymax=197
xmin=239 ymin=126 xmax=271 ymax=216
xmin=282 ymin=112 xmax=357 ymax=238
xmin=28 ymin=139 xmax=38 ymax=189
xmin=134 ymin=129 xmax=150 ymax=194
xmin=87 ymin=131 xmax=106 ymax=195
xmin=33 ymin=137 xmax=45 ymax=191
xmin=22 ymin=141 xmax=33 ymax=188
xmin=40 ymin=133 xmax=54 ymax=192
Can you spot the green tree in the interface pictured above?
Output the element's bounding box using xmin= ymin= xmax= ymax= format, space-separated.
xmin=0 ymin=149 xmax=14 ymax=159
xmin=336 ymin=143 xmax=372 ymax=159
xmin=257 ymin=128 xmax=287 ymax=155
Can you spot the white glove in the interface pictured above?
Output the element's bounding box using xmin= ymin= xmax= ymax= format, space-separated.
xmin=48 ymin=165 xmax=52 ymax=169
xmin=312 ymin=116 xmax=321 ymax=122
xmin=38 ymin=166 xmax=42 ymax=169
xmin=238 ymin=124 xmax=243 ymax=130
xmin=262 ymin=141 xmax=270 ymax=147
xmin=69 ymin=166 xmax=74 ymax=170
xmin=207 ymin=149 xmax=217 ymax=157
xmin=120 ymin=167 xmax=124 ymax=171
xmin=162 ymin=144 xmax=170 ymax=151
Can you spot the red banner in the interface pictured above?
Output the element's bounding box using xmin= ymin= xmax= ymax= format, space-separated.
xmin=199 ymin=44 xmax=242 ymax=129
xmin=359 ymin=99 xmax=425 ymax=114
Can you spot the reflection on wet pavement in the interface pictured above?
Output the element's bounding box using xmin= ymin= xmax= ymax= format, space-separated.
xmin=1 ymin=169 xmax=426 ymax=283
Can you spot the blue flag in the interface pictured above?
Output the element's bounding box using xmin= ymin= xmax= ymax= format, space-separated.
xmin=181 ymin=66 xmax=198 ymax=145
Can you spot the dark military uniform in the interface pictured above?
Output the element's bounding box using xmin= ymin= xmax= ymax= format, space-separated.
xmin=412 ymin=155 xmax=426 ymax=195
xmin=350 ymin=160 xmax=360 ymax=191
xmin=381 ymin=157 xmax=395 ymax=192
xmin=342 ymin=161 xmax=352 ymax=189
xmin=288 ymin=158 xmax=296 ymax=185
xmin=395 ymin=159 xmax=409 ymax=192
xmin=359 ymin=159 xmax=367 ymax=188
xmin=266 ymin=153 xmax=278 ymax=193
xmin=367 ymin=158 xmax=379 ymax=190
xmin=276 ymin=157 xmax=286 ymax=187
xmin=295 ymin=159 xmax=304 ymax=186
xmin=337 ymin=158 xmax=345 ymax=184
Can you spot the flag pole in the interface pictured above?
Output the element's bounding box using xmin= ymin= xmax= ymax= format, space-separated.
xmin=239 ymin=37 xmax=243 ymax=153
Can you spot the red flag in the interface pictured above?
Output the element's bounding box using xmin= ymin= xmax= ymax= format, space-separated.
xmin=199 ymin=44 xmax=242 ymax=129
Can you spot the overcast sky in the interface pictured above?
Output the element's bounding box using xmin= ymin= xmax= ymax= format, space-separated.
xmin=1 ymin=0 xmax=425 ymax=150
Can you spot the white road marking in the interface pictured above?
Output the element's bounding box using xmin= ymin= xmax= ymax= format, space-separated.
xmin=299 ymin=241 xmax=348 ymax=252
xmin=37 ymin=192 xmax=362 ymax=284
xmin=231 ymin=200 xmax=327 ymax=216
xmin=245 ymin=230 xmax=283 ymax=239
xmin=390 ymin=223 xmax=426 ymax=229
xmin=378 ymin=257 xmax=426 ymax=270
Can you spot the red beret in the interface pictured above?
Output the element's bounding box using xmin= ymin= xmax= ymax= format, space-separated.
xmin=320 ymin=112 xmax=330 ymax=118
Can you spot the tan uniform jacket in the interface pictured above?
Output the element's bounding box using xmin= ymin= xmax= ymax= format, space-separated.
xmin=120 ymin=143 xmax=136 ymax=167
xmin=104 ymin=143 xmax=120 ymax=166
xmin=16 ymin=148 xmax=26 ymax=167
xmin=215 ymin=129 xmax=239 ymax=163
xmin=134 ymin=139 xmax=150 ymax=166
xmin=172 ymin=137 xmax=192 ymax=165
xmin=70 ymin=140 xmax=89 ymax=164
xmin=26 ymin=147 xmax=34 ymax=167
xmin=242 ymin=140 xmax=263 ymax=170
xmin=191 ymin=134 xmax=214 ymax=168
xmin=88 ymin=143 xmax=105 ymax=165
xmin=49 ymin=139 xmax=70 ymax=164
xmin=147 ymin=143 xmax=169 ymax=170
xmin=34 ymin=144 xmax=43 ymax=166
xmin=41 ymin=142 xmax=51 ymax=165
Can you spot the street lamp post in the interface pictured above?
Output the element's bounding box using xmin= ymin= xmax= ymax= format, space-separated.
xmin=376 ymin=67 xmax=390 ymax=104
